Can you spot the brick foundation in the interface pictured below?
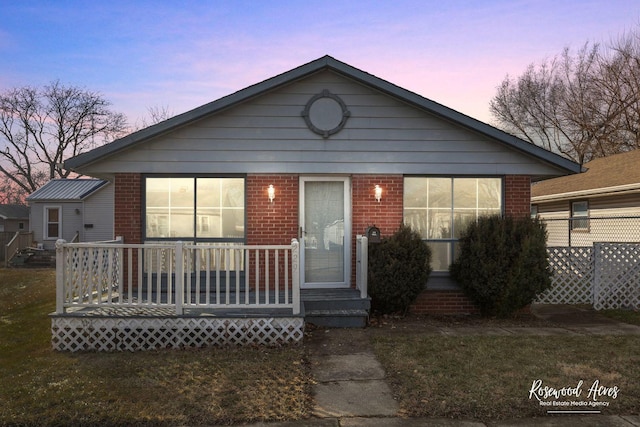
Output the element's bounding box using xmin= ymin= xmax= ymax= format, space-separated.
xmin=410 ymin=289 xmax=480 ymax=315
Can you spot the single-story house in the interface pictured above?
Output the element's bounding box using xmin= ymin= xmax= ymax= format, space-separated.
xmin=26 ymin=179 xmax=113 ymax=249
xmin=532 ymin=149 xmax=640 ymax=247
xmin=64 ymin=55 xmax=580 ymax=312
xmin=0 ymin=204 xmax=29 ymax=233
xmin=53 ymin=56 xmax=580 ymax=350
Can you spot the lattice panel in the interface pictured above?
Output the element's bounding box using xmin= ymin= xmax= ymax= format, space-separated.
xmin=52 ymin=316 xmax=304 ymax=352
xmin=62 ymin=246 xmax=122 ymax=304
xmin=593 ymin=243 xmax=640 ymax=310
xmin=537 ymin=247 xmax=594 ymax=304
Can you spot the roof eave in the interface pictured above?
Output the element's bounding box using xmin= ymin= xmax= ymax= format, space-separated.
xmin=532 ymin=183 xmax=640 ymax=203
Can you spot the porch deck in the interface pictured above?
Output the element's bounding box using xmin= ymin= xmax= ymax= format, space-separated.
xmin=52 ymin=305 xmax=304 ymax=352
xmin=51 ymin=237 xmax=370 ymax=351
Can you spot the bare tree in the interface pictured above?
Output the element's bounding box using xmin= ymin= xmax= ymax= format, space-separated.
xmin=0 ymin=174 xmax=31 ymax=204
xmin=490 ymin=28 xmax=640 ymax=164
xmin=0 ymin=81 xmax=128 ymax=199
xmin=134 ymin=105 xmax=174 ymax=130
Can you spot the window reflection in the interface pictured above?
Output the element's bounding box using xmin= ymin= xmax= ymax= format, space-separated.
xmin=146 ymin=177 xmax=244 ymax=240
xmin=404 ymin=177 xmax=502 ymax=271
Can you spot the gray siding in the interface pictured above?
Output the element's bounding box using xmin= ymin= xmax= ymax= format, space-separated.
xmin=0 ymin=218 xmax=27 ymax=233
xmin=81 ymin=71 xmax=563 ymax=177
xmin=83 ymin=183 xmax=114 ymax=242
xmin=30 ymin=202 xmax=83 ymax=250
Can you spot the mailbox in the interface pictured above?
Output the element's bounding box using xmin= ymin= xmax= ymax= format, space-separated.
xmin=366 ymin=225 xmax=381 ymax=243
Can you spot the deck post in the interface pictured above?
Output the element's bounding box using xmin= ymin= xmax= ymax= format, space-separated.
xmin=291 ymin=238 xmax=300 ymax=315
xmin=175 ymin=241 xmax=184 ymax=315
xmin=357 ymin=235 xmax=368 ymax=299
xmin=55 ymin=239 xmax=66 ymax=314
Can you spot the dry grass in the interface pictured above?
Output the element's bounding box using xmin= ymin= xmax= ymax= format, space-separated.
xmin=372 ymin=331 xmax=640 ymax=420
xmin=0 ymin=268 xmax=312 ymax=426
xmin=601 ymin=308 xmax=640 ymax=326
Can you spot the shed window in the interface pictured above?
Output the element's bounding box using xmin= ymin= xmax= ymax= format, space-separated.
xmin=404 ymin=177 xmax=502 ymax=271
xmin=145 ymin=177 xmax=245 ymax=241
xmin=45 ymin=207 xmax=61 ymax=240
xmin=571 ymin=201 xmax=589 ymax=231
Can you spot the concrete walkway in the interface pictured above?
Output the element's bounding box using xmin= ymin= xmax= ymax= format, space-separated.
xmin=240 ymin=305 xmax=640 ymax=427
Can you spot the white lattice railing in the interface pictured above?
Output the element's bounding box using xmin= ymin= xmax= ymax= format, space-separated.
xmin=55 ymin=239 xmax=301 ymax=315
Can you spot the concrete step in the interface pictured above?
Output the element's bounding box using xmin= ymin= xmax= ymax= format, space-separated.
xmin=305 ymin=309 xmax=369 ymax=328
xmin=302 ymin=289 xmax=370 ymax=328
xmin=303 ymin=297 xmax=371 ymax=312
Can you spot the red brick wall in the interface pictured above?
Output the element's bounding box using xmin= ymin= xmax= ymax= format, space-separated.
xmin=246 ymin=175 xmax=299 ymax=290
xmin=109 ymin=173 xmax=533 ymax=312
xmin=504 ymin=175 xmax=531 ymax=218
xmin=246 ymin=174 xmax=299 ymax=245
xmin=114 ymin=173 xmax=142 ymax=289
xmin=114 ymin=173 xmax=142 ymax=244
xmin=351 ymin=175 xmax=404 ymax=286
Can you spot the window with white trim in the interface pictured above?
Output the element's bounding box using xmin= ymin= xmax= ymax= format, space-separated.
xmin=44 ymin=206 xmax=61 ymax=240
xmin=404 ymin=177 xmax=502 ymax=271
xmin=571 ymin=201 xmax=589 ymax=231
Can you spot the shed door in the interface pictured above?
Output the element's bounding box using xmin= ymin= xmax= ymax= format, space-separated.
xmin=300 ymin=177 xmax=351 ymax=288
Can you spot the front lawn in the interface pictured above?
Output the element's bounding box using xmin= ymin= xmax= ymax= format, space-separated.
xmin=0 ymin=268 xmax=312 ymax=426
xmin=372 ymin=331 xmax=640 ymax=420
xmin=600 ymin=309 xmax=640 ymax=326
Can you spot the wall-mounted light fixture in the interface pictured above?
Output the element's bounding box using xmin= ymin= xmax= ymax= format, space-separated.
xmin=268 ymin=184 xmax=275 ymax=203
xmin=374 ymin=185 xmax=382 ymax=203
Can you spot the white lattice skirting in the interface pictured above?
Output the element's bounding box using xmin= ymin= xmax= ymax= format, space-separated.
xmin=51 ymin=316 xmax=305 ymax=352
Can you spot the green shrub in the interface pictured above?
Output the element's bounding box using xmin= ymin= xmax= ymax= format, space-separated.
xmin=368 ymin=224 xmax=432 ymax=315
xmin=450 ymin=215 xmax=551 ymax=318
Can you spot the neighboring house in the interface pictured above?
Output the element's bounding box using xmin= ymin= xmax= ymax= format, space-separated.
xmin=532 ymin=149 xmax=640 ymax=247
xmin=26 ymin=179 xmax=114 ymax=250
xmin=0 ymin=204 xmax=30 ymax=263
xmin=0 ymin=204 xmax=29 ymax=233
xmin=63 ymin=55 xmax=580 ymax=316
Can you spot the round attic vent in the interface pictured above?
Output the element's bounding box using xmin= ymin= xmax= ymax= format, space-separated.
xmin=301 ymin=90 xmax=350 ymax=138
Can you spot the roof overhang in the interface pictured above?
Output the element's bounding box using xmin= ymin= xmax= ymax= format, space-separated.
xmin=532 ymin=183 xmax=640 ymax=203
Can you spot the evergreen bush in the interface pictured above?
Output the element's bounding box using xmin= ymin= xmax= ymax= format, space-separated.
xmin=368 ymin=224 xmax=432 ymax=315
xmin=450 ymin=215 xmax=551 ymax=317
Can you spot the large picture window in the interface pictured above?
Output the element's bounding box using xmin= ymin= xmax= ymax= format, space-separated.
xmin=404 ymin=177 xmax=502 ymax=271
xmin=145 ymin=177 xmax=245 ymax=241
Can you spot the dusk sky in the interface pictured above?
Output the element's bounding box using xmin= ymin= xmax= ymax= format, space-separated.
xmin=2 ymin=1 xmax=638 ymax=127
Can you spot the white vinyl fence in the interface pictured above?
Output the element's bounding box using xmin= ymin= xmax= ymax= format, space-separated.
xmin=539 ymin=217 xmax=640 ymax=310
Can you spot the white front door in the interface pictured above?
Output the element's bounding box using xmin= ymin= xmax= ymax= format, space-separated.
xmin=300 ymin=177 xmax=351 ymax=288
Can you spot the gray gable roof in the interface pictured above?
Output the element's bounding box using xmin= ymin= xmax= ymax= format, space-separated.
xmin=65 ymin=55 xmax=581 ymax=174
xmin=0 ymin=204 xmax=29 ymax=220
xmin=26 ymin=179 xmax=108 ymax=202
